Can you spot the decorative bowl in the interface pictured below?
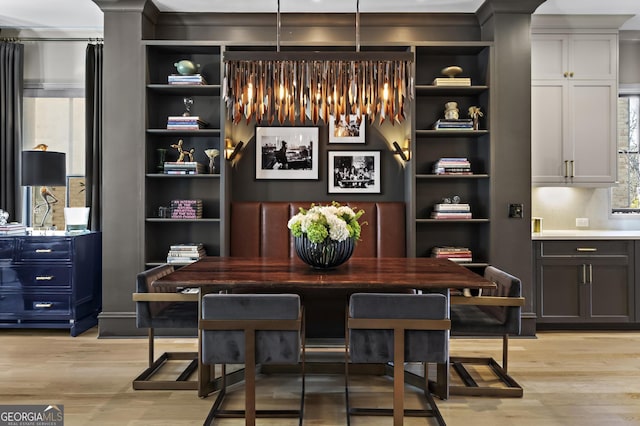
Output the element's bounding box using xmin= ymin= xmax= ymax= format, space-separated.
xmin=294 ymin=235 xmax=355 ymax=269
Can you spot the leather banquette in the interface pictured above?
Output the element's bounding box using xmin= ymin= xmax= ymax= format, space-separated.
xmin=230 ymin=201 xmax=406 ymax=338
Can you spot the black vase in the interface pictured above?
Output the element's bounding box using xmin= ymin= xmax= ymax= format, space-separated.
xmin=294 ymin=235 xmax=355 ymax=269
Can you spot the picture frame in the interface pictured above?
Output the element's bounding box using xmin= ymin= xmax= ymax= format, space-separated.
xmin=66 ymin=175 xmax=86 ymax=207
xmin=329 ymin=114 xmax=365 ymax=143
xmin=256 ymin=127 xmax=319 ymax=180
xmin=328 ymin=151 xmax=381 ymax=193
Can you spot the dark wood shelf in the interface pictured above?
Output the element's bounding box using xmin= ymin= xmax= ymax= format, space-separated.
xmin=146 ymin=173 xmax=220 ymax=178
xmin=145 ymin=218 xmax=221 ymax=223
xmin=416 ymin=218 xmax=490 ymax=223
xmin=416 ymin=173 xmax=489 ymax=179
xmin=147 ymin=84 xmax=221 ymax=95
xmin=415 ymin=85 xmax=488 ymax=95
xmin=147 ymin=128 xmax=221 ymax=135
xmin=416 ymin=129 xmax=489 ymax=137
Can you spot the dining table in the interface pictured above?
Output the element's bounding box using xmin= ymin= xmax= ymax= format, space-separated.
xmin=151 ymin=256 xmax=496 ymax=398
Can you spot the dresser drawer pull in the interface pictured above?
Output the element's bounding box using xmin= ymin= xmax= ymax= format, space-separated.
xmin=34 ymin=302 xmax=53 ymax=309
xmin=35 ymin=249 xmax=53 ymax=253
xmin=576 ymin=248 xmax=597 ymax=252
xmin=35 ymin=276 xmax=54 ymax=281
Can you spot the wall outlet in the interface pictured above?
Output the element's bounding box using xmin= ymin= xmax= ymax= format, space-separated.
xmin=508 ymin=203 xmax=524 ymax=218
xmin=576 ymin=217 xmax=589 ymax=228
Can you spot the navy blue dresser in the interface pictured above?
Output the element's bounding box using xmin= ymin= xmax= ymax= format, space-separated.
xmin=0 ymin=232 xmax=102 ymax=336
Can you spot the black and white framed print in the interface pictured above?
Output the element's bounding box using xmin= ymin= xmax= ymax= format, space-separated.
xmin=329 ymin=114 xmax=365 ymax=143
xmin=328 ymin=151 xmax=381 ymax=193
xmin=255 ymin=127 xmax=319 ymax=179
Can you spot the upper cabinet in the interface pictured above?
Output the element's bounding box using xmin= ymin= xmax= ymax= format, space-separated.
xmin=531 ymin=32 xmax=618 ymax=186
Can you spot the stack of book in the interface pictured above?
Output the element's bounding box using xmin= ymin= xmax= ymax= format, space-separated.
xmin=433 ymin=118 xmax=474 ymax=130
xmin=0 ymin=223 xmax=26 ymax=235
xmin=432 ymin=77 xmax=471 ymax=87
xmin=431 ymin=246 xmax=473 ymax=263
xmin=431 ymin=203 xmax=472 ymax=219
xmin=170 ymin=199 xmax=203 ymax=219
xmin=167 ymin=74 xmax=207 ymax=85
xmin=163 ymin=161 xmax=206 ymax=175
xmin=432 ymin=158 xmax=472 ymax=175
xmin=166 ymin=116 xmax=208 ymax=130
xmin=166 ymin=243 xmax=206 ymax=265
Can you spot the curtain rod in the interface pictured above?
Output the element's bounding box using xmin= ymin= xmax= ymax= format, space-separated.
xmin=1 ymin=37 xmax=103 ymax=43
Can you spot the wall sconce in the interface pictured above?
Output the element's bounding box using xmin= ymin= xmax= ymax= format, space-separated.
xmin=225 ymin=138 xmax=244 ymax=162
xmin=21 ymin=148 xmax=67 ymax=228
xmin=393 ymin=140 xmax=410 ymax=162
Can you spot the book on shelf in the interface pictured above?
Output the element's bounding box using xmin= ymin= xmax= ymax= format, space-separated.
xmin=433 ymin=203 xmax=471 ymax=212
xmin=170 ymin=199 xmax=203 ymax=219
xmin=431 ymin=246 xmax=473 ymax=263
xmin=433 ymin=119 xmax=474 ymax=130
xmin=166 ymin=115 xmax=208 ymax=129
xmin=0 ymin=222 xmax=27 ymax=235
xmin=432 ymin=77 xmax=472 ymax=86
xmin=170 ymin=243 xmax=204 ymax=251
xmin=167 ymin=74 xmax=207 ymax=85
xmin=167 ymin=248 xmax=206 ymax=258
xmin=430 ymin=212 xmax=472 ymax=219
xmin=433 ymin=157 xmax=472 ymax=175
xmin=163 ymin=161 xmax=206 ymax=174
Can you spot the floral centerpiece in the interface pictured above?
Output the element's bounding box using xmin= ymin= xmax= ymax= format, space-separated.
xmin=288 ymin=202 xmax=365 ymax=268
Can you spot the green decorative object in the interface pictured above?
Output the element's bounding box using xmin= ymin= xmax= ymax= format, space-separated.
xmin=174 ymin=60 xmax=198 ymax=76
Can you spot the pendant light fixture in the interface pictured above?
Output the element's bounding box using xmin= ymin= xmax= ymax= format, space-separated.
xmin=222 ymin=0 xmax=414 ymax=127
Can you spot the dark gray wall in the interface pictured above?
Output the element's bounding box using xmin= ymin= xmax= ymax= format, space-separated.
xmin=94 ymin=0 xmax=539 ymax=336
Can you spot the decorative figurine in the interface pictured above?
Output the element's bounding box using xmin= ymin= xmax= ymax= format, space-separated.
xmin=204 ymin=148 xmax=220 ymax=174
xmin=174 ymin=60 xmax=199 ymax=76
xmin=0 ymin=209 xmax=9 ymax=226
xmin=444 ymin=101 xmax=459 ymax=120
xmin=171 ymin=139 xmax=195 ymax=163
xmin=183 ymin=97 xmax=194 ymax=117
xmin=468 ymin=106 xmax=484 ymax=130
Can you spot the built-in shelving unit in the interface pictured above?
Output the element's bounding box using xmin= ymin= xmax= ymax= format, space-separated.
xmin=144 ymin=43 xmax=223 ymax=266
xmin=412 ymin=44 xmax=492 ymax=268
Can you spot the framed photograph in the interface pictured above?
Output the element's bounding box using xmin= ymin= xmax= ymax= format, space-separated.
xmin=329 ymin=114 xmax=365 ymax=143
xmin=66 ymin=175 xmax=86 ymax=207
xmin=256 ymin=127 xmax=319 ymax=179
xmin=328 ymin=151 xmax=381 ymax=193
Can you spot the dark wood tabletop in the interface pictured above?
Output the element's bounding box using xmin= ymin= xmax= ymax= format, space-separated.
xmin=153 ymin=256 xmax=495 ymax=292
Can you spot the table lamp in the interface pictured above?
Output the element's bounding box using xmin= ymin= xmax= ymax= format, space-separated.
xmin=21 ymin=148 xmax=66 ymax=229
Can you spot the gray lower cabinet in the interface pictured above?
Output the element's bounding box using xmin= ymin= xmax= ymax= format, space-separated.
xmin=535 ymin=240 xmax=634 ymax=324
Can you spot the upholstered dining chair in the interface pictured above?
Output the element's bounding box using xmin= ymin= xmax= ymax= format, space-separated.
xmin=200 ymin=293 xmax=305 ymax=426
xmin=449 ymin=265 xmax=525 ymax=397
xmin=346 ymin=293 xmax=450 ymax=426
xmin=132 ymin=264 xmax=199 ymax=390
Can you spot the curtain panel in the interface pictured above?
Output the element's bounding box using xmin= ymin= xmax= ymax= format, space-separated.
xmin=85 ymin=43 xmax=103 ymax=231
xmin=0 ymin=41 xmax=24 ymax=222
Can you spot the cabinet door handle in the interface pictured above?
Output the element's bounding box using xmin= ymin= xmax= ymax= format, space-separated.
xmin=569 ymin=71 xmax=574 ymax=78
xmin=581 ymin=264 xmax=587 ymax=284
xmin=588 ymin=264 xmax=593 ymax=284
xmin=35 ymin=276 xmax=54 ymax=281
xmin=34 ymin=302 xmax=53 ymax=309
xmin=576 ymin=247 xmax=597 ymax=252
xmin=35 ymin=249 xmax=52 ymax=253
xmin=570 ymin=160 xmax=575 ymax=178
xmin=564 ymin=160 xmax=569 ymax=178
xmin=564 ymin=71 xmax=569 ymax=78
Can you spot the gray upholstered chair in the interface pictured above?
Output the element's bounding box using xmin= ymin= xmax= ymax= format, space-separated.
xmin=449 ymin=265 xmax=525 ymax=397
xmin=200 ymin=293 xmax=305 ymax=426
xmin=132 ymin=264 xmax=199 ymax=390
xmin=346 ymin=293 xmax=450 ymax=426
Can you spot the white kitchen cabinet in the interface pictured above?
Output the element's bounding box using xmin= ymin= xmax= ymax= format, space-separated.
xmin=531 ymin=32 xmax=618 ymax=186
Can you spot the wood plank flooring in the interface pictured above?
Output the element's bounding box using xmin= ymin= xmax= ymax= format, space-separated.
xmin=1 ymin=328 xmax=640 ymax=425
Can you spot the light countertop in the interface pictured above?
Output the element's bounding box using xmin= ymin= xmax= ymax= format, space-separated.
xmin=532 ymin=230 xmax=640 ymax=240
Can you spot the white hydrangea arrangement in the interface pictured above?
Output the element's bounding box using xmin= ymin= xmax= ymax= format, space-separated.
xmin=287 ymin=202 xmax=365 ymax=244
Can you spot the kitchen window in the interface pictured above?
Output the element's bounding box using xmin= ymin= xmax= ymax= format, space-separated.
xmin=612 ymin=94 xmax=640 ymax=215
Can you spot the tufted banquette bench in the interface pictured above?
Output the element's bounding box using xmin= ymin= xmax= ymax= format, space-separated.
xmin=230 ymin=201 xmax=406 ymax=338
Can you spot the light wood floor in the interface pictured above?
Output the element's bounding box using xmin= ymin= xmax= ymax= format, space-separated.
xmin=1 ymin=328 xmax=640 ymax=425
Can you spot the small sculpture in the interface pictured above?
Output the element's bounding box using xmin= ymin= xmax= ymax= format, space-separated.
xmin=444 ymin=101 xmax=459 ymax=120
xmin=0 ymin=209 xmax=9 ymax=225
xmin=441 ymin=66 xmax=463 ymax=78
xmin=174 ymin=60 xmax=199 ymax=76
xmin=171 ymin=139 xmax=195 ymax=163
xmin=468 ymin=106 xmax=484 ymax=130
xmin=183 ymin=97 xmax=194 ymax=117
xmin=204 ymin=148 xmax=220 ymax=174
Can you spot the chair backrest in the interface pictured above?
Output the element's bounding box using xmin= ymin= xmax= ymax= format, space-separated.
xmin=481 ymin=266 xmax=522 ymax=332
xmin=135 ymin=264 xmax=175 ymax=326
xmin=201 ymin=294 xmax=301 ymax=365
xmin=348 ymin=293 xmax=449 ymax=364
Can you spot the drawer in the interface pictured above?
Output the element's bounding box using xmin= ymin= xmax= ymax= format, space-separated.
xmin=15 ymin=265 xmax=72 ymax=289
xmin=0 ymin=239 xmax=15 ymax=260
xmin=0 ymin=292 xmax=71 ymax=316
xmin=17 ymin=238 xmax=72 ymax=261
xmin=539 ymin=240 xmax=631 ymax=257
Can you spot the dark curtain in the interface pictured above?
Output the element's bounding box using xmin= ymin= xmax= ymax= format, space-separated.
xmin=0 ymin=41 xmax=24 ymax=222
xmin=85 ymin=43 xmax=103 ymax=231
